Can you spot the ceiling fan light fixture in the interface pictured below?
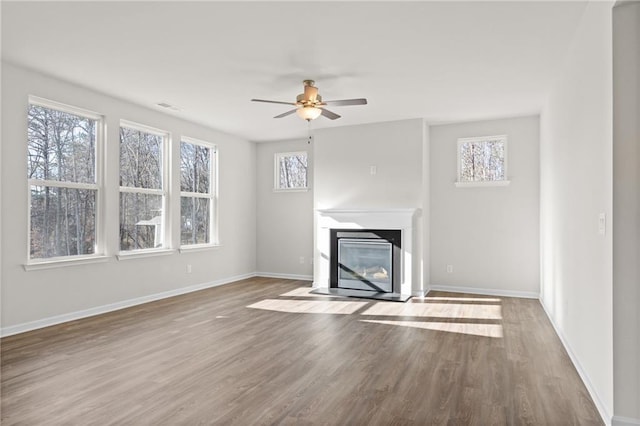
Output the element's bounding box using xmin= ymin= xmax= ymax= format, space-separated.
xmin=297 ymin=106 xmax=322 ymax=121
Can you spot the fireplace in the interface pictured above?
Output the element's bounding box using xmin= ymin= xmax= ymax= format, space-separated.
xmin=314 ymin=208 xmax=420 ymax=301
xmin=330 ymin=229 xmax=402 ymax=294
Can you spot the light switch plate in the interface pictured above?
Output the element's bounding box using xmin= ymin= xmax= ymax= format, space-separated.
xmin=598 ymin=213 xmax=606 ymax=235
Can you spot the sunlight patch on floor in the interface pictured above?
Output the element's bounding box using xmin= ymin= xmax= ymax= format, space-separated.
xmin=360 ymin=302 xmax=502 ymax=320
xmin=424 ymin=296 xmax=502 ymax=303
xmin=247 ymin=299 xmax=368 ymax=315
xmin=279 ymin=287 xmax=327 ymax=297
xmin=360 ymin=319 xmax=503 ymax=338
xmin=249 ymin=287 xmax=505 ymax=337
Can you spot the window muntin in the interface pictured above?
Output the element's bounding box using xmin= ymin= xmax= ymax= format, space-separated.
xmin=180 ymin=138 xmax=217 ymax=247
xmin=27 ymin=98 xmax=102 ymax=260
xmin=457 ymin=135 xmax=507 ymax=183
xmin=274 ymin=151 xmax=308 ymax=190
xmin=119 ymin=122 xmax=168 ymax=251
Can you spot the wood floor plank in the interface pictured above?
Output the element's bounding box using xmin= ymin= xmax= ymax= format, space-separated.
xmin=1 ymin=277 xmax=603 ymax=425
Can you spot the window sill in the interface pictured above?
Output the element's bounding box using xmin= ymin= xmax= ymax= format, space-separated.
xmin=116 ymin=249 xmax=176 ymax=261
xmin=179 ymin=244 xmax=222 ymax=253
xmin=24 ymin=255 xmax=110 ymax=271
xmin=454 ymin=180 xmax=511 ymax=188
xmin=273 ymin=188 xmax=310 ymax=193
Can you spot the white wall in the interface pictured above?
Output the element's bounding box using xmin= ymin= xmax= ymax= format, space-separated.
xmin=256 ymin=139 xmax=313 ymax=279
xmin=313 ymin=119 xmax=426 ymax=293
xmin=539 ymin=2 xmax=614 ymax=422
xmin=429 ymin=116 xmax=540 ymax=297
xmin=612 ymin=2 xmax=640 ymax=423
xmin=313 ymin=119 xmax=425 ymax=211
xmin=1 ymin=63 xmax=257 ymax=334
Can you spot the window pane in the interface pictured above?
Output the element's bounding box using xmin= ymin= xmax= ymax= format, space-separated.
xmin=119 ymin=192 xmax=163 ymax=250
xmin=460 ymin=142 xmax=475 ymax=182
xmin=180 ymin=142 xmax=210 ymax=193
xmin=30 ymin=186 xmax=96 ymax=259
xmin=459 ymin=139 xmax=505 ymax=182
xmin=181 ymin=197 xmax=210 ymax=245
xmin=277 ymin=153 xmax=307 ymax=189
xmin=120 ymin=127 xmax=162 ymax=189
xmin=28 ymin=104 xmax=96 ymax=183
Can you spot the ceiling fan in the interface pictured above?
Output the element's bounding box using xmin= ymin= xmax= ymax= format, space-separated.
xmin=251 ymin=80 xmax=367 ymax=121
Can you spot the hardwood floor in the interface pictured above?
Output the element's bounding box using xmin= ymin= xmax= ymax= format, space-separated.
xmin=1 ymin=277 xmax=603 ymax=425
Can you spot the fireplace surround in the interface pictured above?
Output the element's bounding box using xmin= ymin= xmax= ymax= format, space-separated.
xmin=314 ymin=208 xmax=420 ymax=301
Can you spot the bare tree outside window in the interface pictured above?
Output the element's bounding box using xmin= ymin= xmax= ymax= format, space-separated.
xmin=119 ymin=124 xmax=166 ymax=251
xmin=275 ymin=152 xmax=308 ymax=190
xmin=27 ymin=100 xmax=100 ymax=259
xmin=458 ymin=136 xmax=507 ymax=183
xmin=180 ymin=139 xmax=216 ymax=246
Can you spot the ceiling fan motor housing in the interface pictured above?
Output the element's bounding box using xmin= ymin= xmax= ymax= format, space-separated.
xmin=296 ymin=93 xmax=322 ymax=106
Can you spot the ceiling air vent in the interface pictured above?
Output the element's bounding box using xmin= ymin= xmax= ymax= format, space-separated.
xmin=156 ymin=102 xmax=180 ymax=111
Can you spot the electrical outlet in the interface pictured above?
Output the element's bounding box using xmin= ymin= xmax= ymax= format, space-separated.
xmin=370 ymin=165 xmax=377 ymax=175
xmin=299 ymin=256 xmax=305 ymax=264
xmin=187 ymin=264 xmax=192 ymax=274
xmin=446 ymin=265 xmax=453 ymax=273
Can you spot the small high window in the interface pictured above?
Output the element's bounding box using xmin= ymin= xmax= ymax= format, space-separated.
xmin=274 ymin=151 xmax=308 ymax=191
xmin=456 ymin=135 xmax=509 ymax=187
xmin=180 ymin=138 xmax=217 ymax=247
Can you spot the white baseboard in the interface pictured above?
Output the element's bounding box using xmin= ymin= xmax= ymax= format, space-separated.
xmin=255 ymin=272 xmax=313 ymax=281
xmin=613 ymin=416 xmax=640 ymax=426
xmin=428 ymin=284 xmax=539 ymax=299
xmin=0 ymin=272 xmax=256 ymax=338
xmin=539 ymin=300 xmax=613 ymax=426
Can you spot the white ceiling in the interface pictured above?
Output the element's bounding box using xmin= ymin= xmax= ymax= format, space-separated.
xmin=2 ymin=1 xmax=587 ymax=142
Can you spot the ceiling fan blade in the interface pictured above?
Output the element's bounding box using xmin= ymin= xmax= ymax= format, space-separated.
xmin=322 ymin=98 xmax=368 ymax=106
xmin=274 ymin=109 xmax=298 ymax=119
xmin=304 ymin=85 xmax=318 ymax=102
xmin=320 ymin=108 xmax=341 ymax=120
xmin=251 ymin=99 xmax=297 ymax=106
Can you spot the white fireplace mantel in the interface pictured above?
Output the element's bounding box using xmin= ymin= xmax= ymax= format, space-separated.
xmin=316 ymin=208 xmax=418 ymax=229
xmin=314 ymin=208 xmax=421 ymax=296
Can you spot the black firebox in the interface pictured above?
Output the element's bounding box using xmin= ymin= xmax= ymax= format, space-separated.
xmin=329 ymin=229 xmax=402 ymax=294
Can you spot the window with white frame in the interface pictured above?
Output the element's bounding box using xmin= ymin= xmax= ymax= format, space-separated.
xmin=27 ymin=97 xmax=103 ymax=260
xmin=119 ymin=122 xmax=168 ymax=251
xmin=180 ymin=138 xmax=217 ymax=246
xmin=274 ymin=151 xmax=308 ymax=190
xmin=457 ymin=135 xmax=509 ymax=186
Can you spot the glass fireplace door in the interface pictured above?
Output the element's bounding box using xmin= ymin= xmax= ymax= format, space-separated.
xmin=337 ymin=239 xmax=393 ymax=292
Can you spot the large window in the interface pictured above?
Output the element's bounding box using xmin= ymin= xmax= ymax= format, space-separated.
xmin=27 ymin=97 xmax=102 ymax=260
xmin=274 ymin=151 xmax=308 ymax=191
xmin=456 ymin=135 xmax=509 ymax=186
xmin=180 ymin=138 xmax=217 ymax=246
xmin=119 ymin=122 xmax=168 ymax=251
